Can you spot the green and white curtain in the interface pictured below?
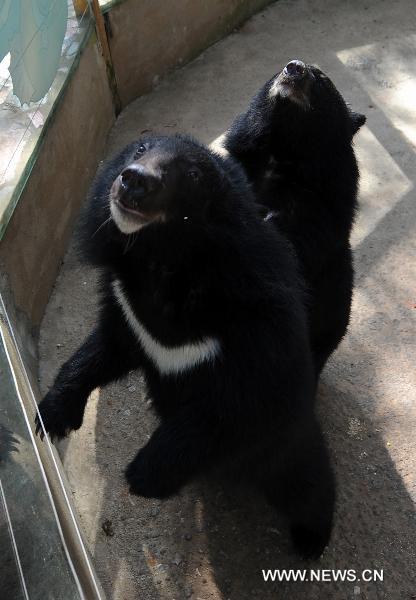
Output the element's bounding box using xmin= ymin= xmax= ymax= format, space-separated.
xmin=0 ymin=0 xmax=68 ymax=104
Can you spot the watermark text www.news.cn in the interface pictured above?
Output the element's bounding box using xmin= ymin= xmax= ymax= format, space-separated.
xmin=262 ymin=569 xmax=383 ymax=583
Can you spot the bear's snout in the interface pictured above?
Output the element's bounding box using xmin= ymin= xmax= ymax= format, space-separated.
xmin=121 ymin=165 xmax=159 ymax=195
xmin=119 ymin=165 xmax=161 ymax=211
xmin=284 ymin=59 xmax=306 ymax=79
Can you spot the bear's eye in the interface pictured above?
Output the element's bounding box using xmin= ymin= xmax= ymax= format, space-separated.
xmin=134 ymin=144 xmax=146 ymax=158
xmin=188 ymin=169 xmax=200 ymax=181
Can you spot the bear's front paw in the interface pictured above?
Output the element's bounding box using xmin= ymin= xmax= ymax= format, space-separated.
xmin=35 ymin=390 xmax=84 ymax=441
xmin=125 ymin=450 xmax=180 ymax=499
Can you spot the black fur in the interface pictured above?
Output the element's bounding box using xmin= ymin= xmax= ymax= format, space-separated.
xmin=36 ymin=134 xmax=335 ymax=558
xmin=223 ymin=62 xmax=366 ymax=376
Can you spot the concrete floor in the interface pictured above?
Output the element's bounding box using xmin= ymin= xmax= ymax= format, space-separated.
xmin=39 ymin=0 xmax=416 ymax=598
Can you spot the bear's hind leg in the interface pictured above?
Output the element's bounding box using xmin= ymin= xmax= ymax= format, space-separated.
xmin=261 ymin=420 xmax=335 ymax=560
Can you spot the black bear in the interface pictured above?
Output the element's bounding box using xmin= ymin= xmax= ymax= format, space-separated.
xmin=222 ymin=60 xmax=366 ymax=376
xmin=36 ymin=134 xmax=335 ymax=558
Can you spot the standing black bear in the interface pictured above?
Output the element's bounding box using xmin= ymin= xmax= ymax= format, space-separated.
xmin=223 ymin=60 xmax=366 ymax=376
xmin=36 ymin=134 xmax=335 ymax=558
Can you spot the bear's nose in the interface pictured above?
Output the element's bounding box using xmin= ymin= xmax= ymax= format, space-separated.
xmin=119 ymin=165 xmax=160 ymax=210
xmin=121 ymin=167 xmax=146 ymax=193
xmin=120 ymin=165 xmax=160 ymax=195
xmin=284 ymin=60 xmax=306 ymax=79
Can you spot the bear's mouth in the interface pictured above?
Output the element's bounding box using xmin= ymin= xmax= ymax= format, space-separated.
xmin=269 ymin=59 xmax=313 ymax=108
xmin=116 ymin=195 xmax=148 ymax=220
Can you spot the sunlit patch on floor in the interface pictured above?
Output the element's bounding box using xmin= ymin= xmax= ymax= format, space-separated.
xmin=337 ymin=34 xmax=416 ymax=146
xmin=352 ymin=126 xmax=412 ymax=247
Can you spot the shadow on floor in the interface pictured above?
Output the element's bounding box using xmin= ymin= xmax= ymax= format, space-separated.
xmin=86 ymin=336 xmax=416 ymax=599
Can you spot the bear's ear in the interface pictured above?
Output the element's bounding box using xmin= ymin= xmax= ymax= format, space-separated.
xmin=350 ymin=111 xmax=366 ymax=135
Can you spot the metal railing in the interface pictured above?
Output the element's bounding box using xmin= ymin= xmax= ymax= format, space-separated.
xmin=0 ymin=294 xmax=105 ymax=599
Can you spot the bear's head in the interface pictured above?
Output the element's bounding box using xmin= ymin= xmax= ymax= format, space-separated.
xmin=107 ymin=135 xmax=230 ymax=235
xmin=81 ymin=134 xmax=255 ymax=267
xmin=268 ymin=59 xmax=366 ymax=147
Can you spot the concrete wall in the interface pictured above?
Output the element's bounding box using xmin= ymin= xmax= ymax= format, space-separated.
xmin=0 ymin=37 xmax=115 ymax=370
xmin=108 ymin=0 xmax=273 ymax=106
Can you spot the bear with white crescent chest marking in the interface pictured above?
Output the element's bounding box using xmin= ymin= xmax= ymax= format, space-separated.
xmin=36 ymin=134 xmax=335 ymax=559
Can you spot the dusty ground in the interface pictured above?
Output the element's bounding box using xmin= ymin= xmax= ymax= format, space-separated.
xmin=39 ymin=0 xmax=416 ymax=598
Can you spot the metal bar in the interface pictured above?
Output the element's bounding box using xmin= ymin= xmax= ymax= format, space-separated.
xmin=73 ymin=0 xmax=89 ymax=17
xmin=0 ymin=294 xmax=106 ymax=600
xmin=88 ymin=0 xmax=122 ymax=114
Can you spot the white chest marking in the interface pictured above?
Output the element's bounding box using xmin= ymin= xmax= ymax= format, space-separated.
xmin=112 ymin=279 xmax=221 ymax=375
